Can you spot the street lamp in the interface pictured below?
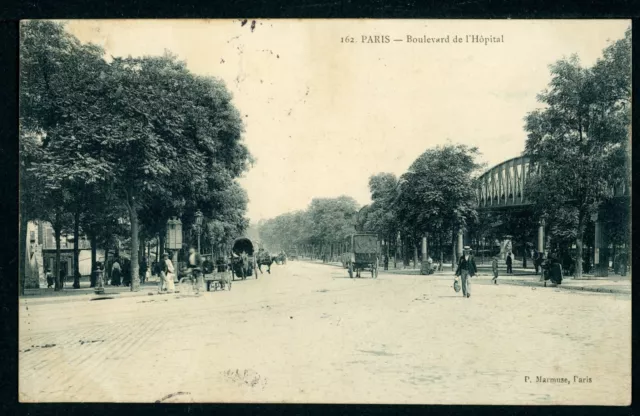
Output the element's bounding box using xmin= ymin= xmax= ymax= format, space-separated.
xmin=194 ymin=210 xmax=204 ymax=254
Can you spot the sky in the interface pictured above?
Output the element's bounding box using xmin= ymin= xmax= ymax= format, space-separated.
xmin=60 ymin=19 xmax=629 ymax=222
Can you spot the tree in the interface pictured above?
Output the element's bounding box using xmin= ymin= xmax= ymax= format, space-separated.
xmin=524 ymin=27 xmax=630 ymax=278
xmin=308 ymin=196 xmax=359 ymax=261
xmin=22 ymin=21 xmax=251 ymax=293
xmin=396 ymin=144 xmax=483 ymax=267
xmin=19 ymin=132 xmax=45 ymax=294
xmin=258 ymin=196 xmax=359 ymax=260
xmin=20 ymin=21 xmax=109 ymax=292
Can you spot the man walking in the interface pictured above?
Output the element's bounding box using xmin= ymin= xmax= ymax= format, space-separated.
xmin=455 ymin=246 xmax=477 ymax=298
xmin=506 ymin=252 xmax=513 ymax=275
xmin=491 ymin=256 xmax=499 ymax=284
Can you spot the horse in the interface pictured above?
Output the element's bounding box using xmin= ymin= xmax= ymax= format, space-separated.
xmin=274 ymin=252 xmax=287 ymax=265
xmin=256 ymin=251 xmax=273 ymax=274
xmin=236 ymin=252 xmax=251 ymax=279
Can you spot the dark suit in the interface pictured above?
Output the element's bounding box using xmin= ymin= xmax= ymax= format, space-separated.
xmin=455 ymin=255 xmax=477 ymax=296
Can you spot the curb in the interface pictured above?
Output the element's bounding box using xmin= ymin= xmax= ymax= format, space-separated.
xmin=20 ymin=289 xmax=167 ymax=305
xmin=305 ymin=261 xmax=631 ymax=295
xmin=496 ymin=279 xmax=630 ymax=295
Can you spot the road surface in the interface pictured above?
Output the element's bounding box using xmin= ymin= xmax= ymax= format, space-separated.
xmin=19 ymin=260 xmax=631 ymax=404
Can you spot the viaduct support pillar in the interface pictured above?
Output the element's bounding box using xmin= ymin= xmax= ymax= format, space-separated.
xmin=537 ymin=220 xmax=545 ymax=254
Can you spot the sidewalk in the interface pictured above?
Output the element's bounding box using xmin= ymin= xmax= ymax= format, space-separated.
xmin=480 ymin=274 xmax=631 ymax=295
xmin=20 ymin=276 xmax=176 ymax=305
xmin=303 ymin=259 xmax=631 ymax=295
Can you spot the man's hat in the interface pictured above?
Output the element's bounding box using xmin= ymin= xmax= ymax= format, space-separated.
xmin=463 ymin=246 xmax=472 ymax=251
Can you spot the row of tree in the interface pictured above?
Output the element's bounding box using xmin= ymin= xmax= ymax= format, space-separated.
xmin=258 ymin=27 xmax=631 ymax=278
xmin=19 ymin=21 xmax=252 ymax=293
xmin=258 ymin=196 xmax=360 ymax=260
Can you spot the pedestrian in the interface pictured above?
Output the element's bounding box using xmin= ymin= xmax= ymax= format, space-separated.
xmin=384 ymin=254 xmax=389 ymax=271
xmin=539 ymin=252 xmax=549 ymax=282
xmin=161 ymin=253 xmax=175 ymax=293
xmin=491 ymin=256 xmax=499 ymax=284
xmin=111 ymin=259 xmax=121 ymax=286
xmin=620 ymin=252 xmax=628 ymax=276
xmin=187 ymin=246 xmax=203 ymax=292
xmin=46 ymin=268 xmax=53 ymax=288
xmin=426 ymin=255 xmax=434 ymax=274
xmin=546 ymin=254 xmax=563 ymax=287
xmin=122 ymin=259 xmax=131 ymax=287
xmin=454 ymin=246 xmax=477 ymax=298
xmin=533 ymin=250 xmax=540 ymax=275
xmin=506 ymin=252 xmax=513 ymax=274
xmin=140 ymin=257 xmax=148 ymax=284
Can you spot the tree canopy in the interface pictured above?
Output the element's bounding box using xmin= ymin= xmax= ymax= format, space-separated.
xmin=524 ymin=27 xmax=630 ymax=277
xmin=20 ymin=21 xmax=252 ymax=291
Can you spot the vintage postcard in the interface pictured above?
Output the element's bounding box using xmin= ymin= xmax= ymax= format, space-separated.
xmin=19 ymin=19 xmax=631 ymax=404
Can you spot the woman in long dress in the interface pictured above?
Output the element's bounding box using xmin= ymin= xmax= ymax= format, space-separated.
xmin=111 ymin=259 xmax=122 ymax=286
xmin=162 ymin=253 xmax=175 ymax=293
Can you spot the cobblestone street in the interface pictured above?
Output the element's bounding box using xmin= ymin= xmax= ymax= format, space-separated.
xmin=19 ymin=261 xmax=631 ymax=405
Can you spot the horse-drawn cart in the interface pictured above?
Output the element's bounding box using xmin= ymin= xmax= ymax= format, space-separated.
xmin=344 ymin=233 xmax=379 ymax=279
xmin=231 ymin=237 xmax=259 ymax=280
xmin=204 ymin=256 xmax=233 ymax=292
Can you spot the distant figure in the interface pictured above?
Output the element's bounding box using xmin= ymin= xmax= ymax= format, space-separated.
xmin=619 ymin=253 xmax=628 ymax=276
xmin=46 ymin=269 xmax=53 ymax=288
xmin=533 ymin=250 xmax=541 ymax=275
xmin=139 ymin=257 xmax=148 ymax=284
xmin=491 ymin=256 xmax=499 ymax=285
xmin=161 ymin=253 xmax=175 ymax=293
xmin=506 ymin=252 xmax=513 ymax=275
xmin=111 ymin=259 xmax=121 ymax=286
xmin=187 ymin=247 xmax=203 ymax=292
xmin=384 ymin=254 xmax=389 ymax=271
xmin=546 ymin=255 xmax=563 ymax=287
xmin=122 ymin=259 xmax=131 ymax=287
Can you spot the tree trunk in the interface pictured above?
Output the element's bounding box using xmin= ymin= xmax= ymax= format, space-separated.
xmin=393 ymin=236 xmax=398 ymax=268
xmin=159 ymin=233 xmax=165 ymax=259
xmin=19 ymin=213 xmax=28 ymax=295
xmin=575 ymin=216 xmax=585 ymax=279
xmin=451 ymin=227 xmax=456 ymax=271
xmin=73 ymin=209 xmax=81 ymax=289
xmin=104 ymin=241 xmax=110 ymax=282
xmin=522 ymin=238 xmax=527 ymax=269
xmin=413 ymin=241 xmax=418 ymax=269
xmin=126 ymin=190 xmax=141 ymax=292
xmin=54 ymin=226 xmax=62 ymax=291
xmin=90 ymin=235 xmax=97 ymax=287
xmin=139 ymin=237 xmax=144 ymax=264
